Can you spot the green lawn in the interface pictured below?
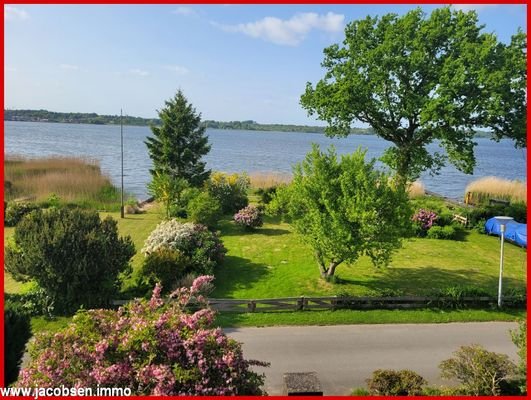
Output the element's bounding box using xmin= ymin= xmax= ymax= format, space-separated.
xmin=4 ymin=203 xmax=527 ymax=329
xmin=211 ymin=216 xmax=527 ymax=299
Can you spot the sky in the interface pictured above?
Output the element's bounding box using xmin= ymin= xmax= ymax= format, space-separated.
xmin=4 ymin=4 xmax=527 ymax=125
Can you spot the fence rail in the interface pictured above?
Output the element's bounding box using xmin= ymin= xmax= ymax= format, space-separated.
xmin=112 ymin=295 xmax=525 ymax=312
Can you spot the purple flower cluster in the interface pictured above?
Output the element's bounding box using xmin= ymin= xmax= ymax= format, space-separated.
xmin=17 ymin=276 xmax=269 ymax=395
xmin=233 ymin=205 xmax=263 ymax=229
xmin=412 ymin=209 xmax=438 ymax=230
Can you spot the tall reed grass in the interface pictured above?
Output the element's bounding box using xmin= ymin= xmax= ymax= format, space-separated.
xmin=465 ymin=176 xmax=527 ymax=205
xmin=248 ymin=171 xmax=292 ymax=189
xmin=407 ymin=180 xmax=426 ymax=199
xmin=5 ymin=155 xmax=120 ymax=207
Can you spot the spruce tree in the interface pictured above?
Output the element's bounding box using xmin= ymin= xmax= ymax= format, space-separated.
xmin=145 ymin=90 xmax=211 ymax=187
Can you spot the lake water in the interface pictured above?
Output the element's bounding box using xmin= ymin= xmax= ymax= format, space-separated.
xmin=4 ymin=120 xmax=527 ymax=201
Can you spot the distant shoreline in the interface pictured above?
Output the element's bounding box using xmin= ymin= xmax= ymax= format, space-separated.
xmin=4 ymin=109 xmax=494 ymax=138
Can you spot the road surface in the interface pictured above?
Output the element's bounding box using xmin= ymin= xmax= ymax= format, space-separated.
xmin=225 ymin=322 xmax=518 ymax=395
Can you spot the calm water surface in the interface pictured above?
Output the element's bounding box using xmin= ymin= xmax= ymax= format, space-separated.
xmin=4 ymin=121 xmax=527 ymax=201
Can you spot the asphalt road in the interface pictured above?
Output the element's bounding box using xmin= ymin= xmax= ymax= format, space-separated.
xmin=225 ymin=322 xmax=518 ymax=395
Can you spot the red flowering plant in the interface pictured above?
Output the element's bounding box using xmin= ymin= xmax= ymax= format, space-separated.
xmin=17 ymin=276 xmax=269 ymax=395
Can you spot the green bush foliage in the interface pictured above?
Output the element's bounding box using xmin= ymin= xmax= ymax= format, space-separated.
xmin=5 ymin=208 xmax=135 ymax=315
xmin=206 ymin=172 xmax=249 ymax=214
xmin=4 ymin=300 xmax=32 ymax=386
xmin=187 ymin=192 xmax=222 ymax=227
xmin=366 ymin=369 xmax=426 ymax=396
xmin=510 ymin=320 xmax=527 ymax=394
xmin=233 ymin=205 xmax=264 ymax=229
xmin=426 ymin=225 xmax=458 ymax=240
xmin=428 ymin=286 xmax=492 ymax=309
xmin=5 ymin=288 xmax=55 ymax=317
xmin=4 ymin=202 xmax=40 ymax=227
xmin=439 ymin=345 xmax=517 ymax=396
xmin=467 ymin=203 xmax=527 ymax=225
xmin=256 ymin=186 xmax=279 ymax=205
xmin=138 ymin=248 xmax=192 ymax=293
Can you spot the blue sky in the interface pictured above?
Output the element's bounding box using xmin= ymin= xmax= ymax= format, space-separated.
xmin=4 ymin=4 xmax=527 ymax=125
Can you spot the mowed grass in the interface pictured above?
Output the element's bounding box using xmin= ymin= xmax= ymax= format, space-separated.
xmin=211 ymin=216 xmax=527 ymax=299
xmin=4 ymin=203 xmax=526 ymax=328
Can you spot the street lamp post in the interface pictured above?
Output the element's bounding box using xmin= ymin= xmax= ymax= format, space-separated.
xmin=494 ymin=216 xmax=514 ymax=308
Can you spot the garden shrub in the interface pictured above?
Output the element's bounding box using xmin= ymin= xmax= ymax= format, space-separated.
xmin=439 ymin=345 xmax=517 ymax=396
xmin=187 ymin=191 xmax=222 ymax=227
xmin=366 ymin=369 xmax=426 ymax=396
xmin=428 ymin=286 xmax=491 ymax=309
xmin=233 ymin=205 xmax=264 ymax=229
xmin=467 ymin=203 xmax=527 ymax=225
xmin=142 ymin=220 xmax=226 ymax=276
xmin=510 ymin=320 xmax=526 ymax=394
xmin=256 ymin=186 xmax=279 ymax=205
xmin=5 ymin=208 xmax=135 ymax=314
xmin=17 ymin=277 xmax=269 ymax=395
xmin=426 ymin=225 xmax=457 ymax=240
xmin=5 ymin=287 xmax=55 ymax=317
xmin=412 ymin=209 xmax=438 ymax=236
xmin=206 ymin=172 xmax=250 ymax=214
xmin=4 ymin=202 xmax=40 ymax=227
xmin=4 ymin=300 xmax=32 ymax=386
xmin=138 ymin=248 xmax=192 ymax=293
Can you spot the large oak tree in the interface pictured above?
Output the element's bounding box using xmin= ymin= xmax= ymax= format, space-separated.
xmin=301 ymin=7 xmax=526 ymax=183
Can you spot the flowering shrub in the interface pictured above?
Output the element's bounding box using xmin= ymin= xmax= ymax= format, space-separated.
xmin=17 ymin=277 xmax=269 ymax=395
xmin=142 ymin=220 xmax=226 ymax=275
xmin=234 ymin=205 xmax=264 ymax=229
xmin=412 ymin=209 xmax=438 ymax=232
xmin=206 ymin=172 xmax=250 ymax=214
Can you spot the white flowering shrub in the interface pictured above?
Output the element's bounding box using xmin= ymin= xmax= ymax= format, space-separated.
xmin=142 ymin=220 xmax=225 ymax=276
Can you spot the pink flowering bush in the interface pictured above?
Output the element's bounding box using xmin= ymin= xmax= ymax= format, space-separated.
xmin=412 ymin=209 xmax=438 ymax=234
xmin=233 ymin=205 xmax=264 ymax=229
xmin=17 ymin=276 xmax=269 ymax=395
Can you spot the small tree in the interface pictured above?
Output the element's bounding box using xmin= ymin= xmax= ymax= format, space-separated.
xmin=510 ymin=320 xmax=527 ymax=394
xmin=145 ymin=90 xmax=211 ymax=187
xmin=147 ymin=171 xmax=189 ymax=218
xmin=5 ymin=208 xmax=135 ymax=314
xmin=268 ymin=144 xmax=411 ymax=279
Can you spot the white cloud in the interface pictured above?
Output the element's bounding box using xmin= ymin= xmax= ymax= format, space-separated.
xmin=215 ymin=12 xmax=345 ymax=46
xmin=164 ymin=65 xmax=189 ymax=75
xmin=128 ymin=68 xmax=149 ymax=77
xmin=60 ymin=64 xmax=79 ymax=71
xmin=450 ymin=4 xmax=498 ymax=12
xmin=172 ymin=6 xmax=197 ymax=17
xmin=5 ymin=6 xmax=29 ymax=21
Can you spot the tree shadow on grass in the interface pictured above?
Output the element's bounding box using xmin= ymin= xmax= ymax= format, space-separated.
xmin=335 ymin=266 xmax=525 ymax=296
xmin=212 ymin=255 xmax=271 ymax=298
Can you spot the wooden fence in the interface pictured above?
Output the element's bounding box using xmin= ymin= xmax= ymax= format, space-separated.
xmin=112 ymin=295 xmax=524 ymax=312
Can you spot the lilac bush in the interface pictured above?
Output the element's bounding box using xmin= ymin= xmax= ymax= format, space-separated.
xmin=17 ymin=276 xmax=269 ymax=395
xmin=233 ymin=205 xmax=263 ymax=229
xmin=412 ymin=209 xmax=438 ymax=231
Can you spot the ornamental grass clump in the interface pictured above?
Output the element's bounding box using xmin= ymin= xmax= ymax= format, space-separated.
xmin=17 ymin=277 xmax=269 ymax=395
xmin=142 ymin=220 xmax=226 ymax=276
xmin=233 ymin=205 xmax=263 ymax=229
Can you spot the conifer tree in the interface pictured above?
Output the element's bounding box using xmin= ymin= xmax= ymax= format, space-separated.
xmin=145 ymin=90 xmax=211 ymax=187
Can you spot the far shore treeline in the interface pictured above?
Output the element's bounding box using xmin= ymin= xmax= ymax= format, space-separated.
xmin=4 ymin=109 xmax=494 ymax=137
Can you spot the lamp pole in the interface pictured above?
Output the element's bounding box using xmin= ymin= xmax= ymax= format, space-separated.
xmin=495 ymin=216 xmax=513 ymax=307
xmin=120 ymin=109 xmax=124 ymax=219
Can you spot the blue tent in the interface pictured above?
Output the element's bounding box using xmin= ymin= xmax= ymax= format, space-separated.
xmin=485 ymin=218 xmax=527 ymax=248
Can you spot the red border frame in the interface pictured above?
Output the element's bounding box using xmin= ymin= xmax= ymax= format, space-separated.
xmin=1 ymin=2 xmax=528 ymax=399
